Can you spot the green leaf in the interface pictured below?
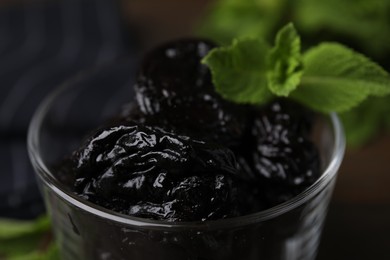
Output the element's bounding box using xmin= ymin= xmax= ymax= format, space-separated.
xmin=340 ymin=96 xmax=390 ymax=146
xmin=0 ymin=216 xmax=50 ymax=239
xmin=0 ymin=216 xmax=57 ymax=259
xmin=0 ymin=233 xmax=47 ymax=258
xmin=267 ymin=23 xmax=303 ymax=96
xmin=292 ymin=43 xmax=390 ymax=112
xmin=294 ymin=0 xmax=390 ymax=58
xmin=9 ymin=242 xmax=59 ymax=260
xmin=202 ymin=38 xmax=273 ymax=104
xmin=198 ymin=0 xmax=288 ymax=45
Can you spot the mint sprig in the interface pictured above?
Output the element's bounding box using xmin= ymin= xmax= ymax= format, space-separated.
xmin=202 ymin=23 xmax=390 ymax=113
xmin=0 ymin=216 xmax=50 ymax=239
xmin=0 ymin=216 xmax=59 ymax=260
xmin=292 ymin=43 xmax=390 ymax=112
xmin=267 ymin=23 xmax=303 ymax=96
xmin=294 ymin=0 xmax=390 ymax=58
xmin=198 ymin=0 xmax=286 ymax=45
xmin=203 ymin=38 xmax=273 ymax=104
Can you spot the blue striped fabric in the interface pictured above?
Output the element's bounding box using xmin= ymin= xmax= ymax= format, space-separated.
xmin=0 ymin=0 xmax=136 ymax=219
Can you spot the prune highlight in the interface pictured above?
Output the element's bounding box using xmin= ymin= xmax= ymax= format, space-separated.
xmin=134 ymin=38 xmax=248 ymax=146
xmin=61 ymin=122 xmax=263 ymax=221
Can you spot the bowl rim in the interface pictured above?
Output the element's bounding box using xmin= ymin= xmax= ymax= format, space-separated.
xmin=27 ymin=67 xmax=346 ymax=230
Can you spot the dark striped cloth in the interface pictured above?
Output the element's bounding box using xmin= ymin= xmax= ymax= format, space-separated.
xmin=0 ymin=0 xmax=137 ymax=219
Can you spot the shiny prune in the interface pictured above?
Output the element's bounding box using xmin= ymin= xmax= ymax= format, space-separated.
xmin=135 ymin=38 xmax=216 ymax=116
xmin=133 ymin=39 xmax=247 ymax=145
xmin=63 ymin=121 xmax=262 ymax=221
xmin=251 ymin=99 xmax=315 ymax=143
xmin=237 ymin=99 xmax=320 ymax=206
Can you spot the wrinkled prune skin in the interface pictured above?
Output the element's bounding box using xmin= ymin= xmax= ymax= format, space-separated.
xmin=66 ymin=121 xmax=263 ymax=221
xmin=238 ymin=99 xmax=320 ymax=206
xmin=134 ymin=39 xmax=247 ymax=146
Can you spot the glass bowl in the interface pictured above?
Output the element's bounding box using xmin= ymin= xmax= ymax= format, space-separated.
xmin=28 ymin=60 xmax=345 ymax=260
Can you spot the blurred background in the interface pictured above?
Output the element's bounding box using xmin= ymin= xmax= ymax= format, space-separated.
xmin=0 ymin=0 xmax=389 ymax=259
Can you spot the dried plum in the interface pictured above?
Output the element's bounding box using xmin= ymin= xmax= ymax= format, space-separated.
xmin=237 ymin=99 xmax=320 ymax=206
xmin=250 ymin=99 xmax=315 ymax=144
xmin=135 ymin=38 xmax=216 ymax=116
xmin=133 ymin=38 xmax=247 ymax=145
xmin=62 ymin=121 xmax=263 ymax=221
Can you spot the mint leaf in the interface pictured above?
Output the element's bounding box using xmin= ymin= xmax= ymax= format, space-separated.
xmin=198 ymin=0 xmax=287 ymax=45
xmin=0 ymin=216 xmax=58 ymax=260
xmin=202 ymin=38 xmax=273 ymax=104
xmin=9 ymin=242 xmax=59 ymax=260
xmin=292 ymin=43 xmax=390 ymax=112
xmin=0 ymin=216 xmax=50 ymax=239
xmin=294 ymin=0 xmax=390 ymax=58
xmin=203 ymin=28 xmax=390 ymax=112
xmin=0 ymin=233 xmax=46 ymax=258
xmin=340 ymin=96 xmax=390 ymax=146
xmin=267 ymin=23 xmax=303 ymax=96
